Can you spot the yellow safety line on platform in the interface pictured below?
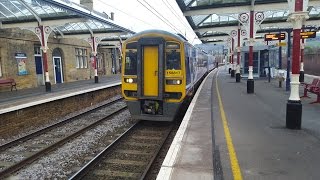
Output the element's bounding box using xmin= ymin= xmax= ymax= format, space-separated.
xmin=215 ymin=70 xmax=243 ymax=180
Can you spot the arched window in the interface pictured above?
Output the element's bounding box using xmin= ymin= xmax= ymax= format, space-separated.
xmin=75 ymin=48 xmax=88 ymax=68
xmin=52 ymin=48 xmax=62 ymax=57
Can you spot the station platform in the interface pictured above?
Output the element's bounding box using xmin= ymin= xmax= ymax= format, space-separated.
xmin=158 ymin=67 xmax=320 ymax=180
xmin=0 ymin=75 xmax=121 ymax=114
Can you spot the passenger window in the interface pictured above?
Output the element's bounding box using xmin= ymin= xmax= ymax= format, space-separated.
xmin=166 ymin=42 xmax=181 ymax=70
xmin=124 ymin=49 xmax=137 ymax=75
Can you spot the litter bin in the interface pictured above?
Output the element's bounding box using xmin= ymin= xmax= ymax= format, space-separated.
xmin=278 ymin=70 xmax=285 ymax=88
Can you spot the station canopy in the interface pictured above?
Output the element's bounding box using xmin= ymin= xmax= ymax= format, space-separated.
xmin=176 ymin=0 xmax=320 ymax=43
xmin=0 ymin=0 xmax=134 ymax=43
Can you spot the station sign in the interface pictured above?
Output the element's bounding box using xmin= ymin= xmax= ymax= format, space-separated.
xmin=300 ymin=31 xmax=316 ymax=39
xmin=264 ymin=33 xmax=286 ymax=41
xmin=276 ymin=42 xmax=287 ymax=47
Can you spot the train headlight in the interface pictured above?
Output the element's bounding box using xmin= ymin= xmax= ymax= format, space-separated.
xmin=166 ymin=79 xmax=182 ymax=85
xmin=124 ymin=78 xmax=136 ymax=83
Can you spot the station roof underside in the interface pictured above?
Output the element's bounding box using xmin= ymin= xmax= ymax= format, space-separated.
xmin=176 ymin=0 xmax=320 ymax=43
xmin=0 ymin=0 xmax=134 ymax=45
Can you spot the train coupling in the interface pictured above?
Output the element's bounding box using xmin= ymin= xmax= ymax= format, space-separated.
xmin=142 ymin=100 xmax=162 ymax=115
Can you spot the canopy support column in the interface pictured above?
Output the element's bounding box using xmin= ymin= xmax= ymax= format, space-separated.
xmin=236 ymin=26 xmax=241 ymax=82
xmin=88 ymin=36 xmax=101 ymax=83
xmin=286 ymin=0 xmax=309 ymax=129
xmin=299 ymin=28 xmax=305 ymax=82
xmin=36 ymin=26 xmax=52 ymax=92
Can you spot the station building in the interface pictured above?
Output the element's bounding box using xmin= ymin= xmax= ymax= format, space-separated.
xmin=0 ymin=0 xmax=125 ymax=92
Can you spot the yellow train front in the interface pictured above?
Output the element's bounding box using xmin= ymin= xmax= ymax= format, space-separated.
xmin=121 ymin=30 xmax=212 ymax=121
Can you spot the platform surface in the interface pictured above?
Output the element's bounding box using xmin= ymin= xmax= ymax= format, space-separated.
xmin=0 ymin=75 xmax=121 ymax=114
xmin=158 ymin=67 xmax=320 ymax=180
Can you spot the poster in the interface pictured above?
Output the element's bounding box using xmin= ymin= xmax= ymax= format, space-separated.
xmin=15 ymin=53 xmax=28 ymax=75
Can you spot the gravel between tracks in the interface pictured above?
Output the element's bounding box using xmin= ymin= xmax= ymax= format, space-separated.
xmin=0 ymin=95 xmax=122 ymax=146
xmin=7 ymin=107 xmax=135 ymax=179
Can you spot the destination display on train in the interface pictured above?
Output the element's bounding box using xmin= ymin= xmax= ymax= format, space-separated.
xmin=264 ymin=33 xmax=286 ymax=41
xmin=300 ymin=31 xmax=316 ymax=39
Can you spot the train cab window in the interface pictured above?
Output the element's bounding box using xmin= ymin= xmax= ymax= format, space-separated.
xmin=166 ymin=42 xmax=181 ymax=70
xmin=125 ymin=50 xmax=137 ymax=75
xmin=124 ymin=42 xmax=138 ymax=75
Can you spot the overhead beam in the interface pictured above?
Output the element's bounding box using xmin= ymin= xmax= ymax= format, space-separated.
xmin=200 ymin=33 xmax=264 ymax=41
xmin=100 ymin=41 xmax=120 ymax=45
xmin=1 ymin=18 xmax=86 ymax=29
xmin=99 ymin=45 xmax=117 ymax=49
xmin=195 ymin=20 xmax=320 ymax=34
xmin=42 ymin=0 xmax=135 ymax=34
xmin=2 ymin=21 xmax=38 ymax=29
xmin=57 ymin=32 xmax=127 ymax=39
xmin=203 ymin=37 xmax=267 ymax=44
xmin=18 ymin=0 xmax=41 ymax=23
xmin=184 ymin=1 xmax=319 ymax=16
xmin=43 ymin=18 xmax=86 ymax=27
xmin=196 ymin=26 xmax=238 ymax=33
xmin=201 ymin=36 xmax=230 ymax=41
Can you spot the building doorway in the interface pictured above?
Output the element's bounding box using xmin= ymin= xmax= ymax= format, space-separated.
xmin=34 ymin=46 xmax=44 ymax=86
xmin=52 ymin=48 xmax=64 ymax=83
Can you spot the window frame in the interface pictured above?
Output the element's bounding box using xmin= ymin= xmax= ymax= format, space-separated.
xmin=0 ymin=47 xmax=2 ymax=77
xmin=124 ymin=42 xmax=138 ymax=75
xmin=34 ymin=46 xmax=42 ymax=55
xmin=124 ymin=49 xmax=138 ymax=75
xmin=165 ymin=41 xmax=181 ymax=70
xmin=75 ymin=48 xmax=88 ymax=69
xmin=0 ymin=59 xmax=2 ymax=78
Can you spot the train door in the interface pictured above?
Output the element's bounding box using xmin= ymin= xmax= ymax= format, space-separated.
xmin=143 ymin=46 xmax=158 ymax=96
xmin=137 ymin=37 xmax=164 ymax=99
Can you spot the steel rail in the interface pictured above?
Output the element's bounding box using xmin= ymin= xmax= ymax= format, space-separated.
xmin=0 ymin=102 xmax=127 ymax=178
xmin=139 ymin=124 xmax=173 ymax=180
xmin=0 ymin=97 xmax=123 ymax=152
xmin=69 ymin=122 xmax=173 ymax=180
xmin=69 ymin=121 xmax=139 ymax=180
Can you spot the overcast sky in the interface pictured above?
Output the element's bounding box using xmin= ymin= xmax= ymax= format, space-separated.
xmin=70 ymin=0 xmax=201 ymax=44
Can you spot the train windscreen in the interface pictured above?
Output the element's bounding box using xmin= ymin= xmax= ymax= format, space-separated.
xmin=124 ymin=42 xmax=137 ymax=75
xmin=166 ymin=42 xmax=181 ymax=70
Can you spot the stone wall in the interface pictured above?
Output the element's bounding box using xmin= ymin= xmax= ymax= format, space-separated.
xmin=0 ymin=28 xmax=119 ymax=92
xmin=0 ymin=85 xmax=120 ymax=139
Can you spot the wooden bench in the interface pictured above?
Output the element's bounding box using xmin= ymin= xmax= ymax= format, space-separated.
xmin=0 ymin=78 xmax=17 ymax=91
xmin=309 ymin=82 xmax=320 ymax=104
xmin=301 ymin=78 xmax=319 ymax=98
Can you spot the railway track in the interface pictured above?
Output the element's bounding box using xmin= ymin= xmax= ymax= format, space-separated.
xmin=70 ymin=121 xmax=173 ymax=180
xmin=0 ymin=97 xmax=127 ymax=179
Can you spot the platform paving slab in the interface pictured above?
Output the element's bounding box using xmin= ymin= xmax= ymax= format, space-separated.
xmin=214 ymin=67 xmax=320 ymax=180
xmin=0 ymin=75 xmax=121 ymax=112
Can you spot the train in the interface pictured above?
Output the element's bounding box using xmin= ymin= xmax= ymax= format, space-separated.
xmin=121 ymin=30 xmax=216 ymax=121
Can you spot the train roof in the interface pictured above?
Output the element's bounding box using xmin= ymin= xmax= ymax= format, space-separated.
xmin=124 ymin=29 xmax=187 ymax=43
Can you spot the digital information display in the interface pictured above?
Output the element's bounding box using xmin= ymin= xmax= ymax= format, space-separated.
xmin=300 ymin=31 xmax=316 ymax=39
xmin=264 ymin=33 xmax=286 ymax=41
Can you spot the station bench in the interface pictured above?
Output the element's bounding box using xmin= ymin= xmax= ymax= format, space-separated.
xmin=0 ymin=78 xmax=17 ymax=91
xmin=309 ymin=82 xmax=320 ymax=104
xmin=301 ymin=78 xmax=320 ymax=104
